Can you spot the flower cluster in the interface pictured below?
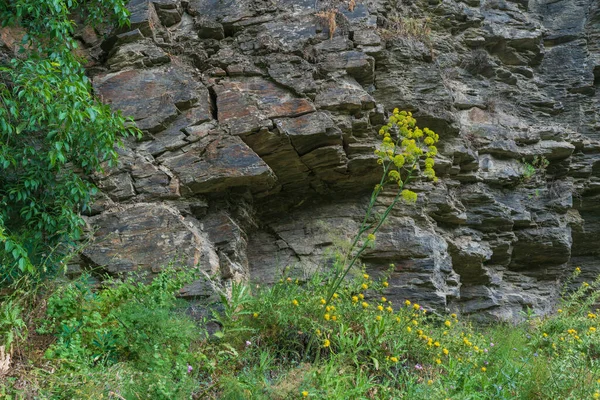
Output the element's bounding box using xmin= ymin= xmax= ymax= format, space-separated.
xmin=374 ymin=109 xmax=440 ymax=200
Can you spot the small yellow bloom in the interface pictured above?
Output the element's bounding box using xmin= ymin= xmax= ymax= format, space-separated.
xmin=302 ymin=391 xmax=309 ymax=397
xmin=253 ymin=312 xmax=259 ymax=318
xmin=367 ymin=234 xmax=376 ymax=241
xmin=383 ymin=281 xmax=389 ymax=287
xmin=363 ymin=273 xmax=370 ymax=279
xmin=292 ymin=299 xmax=299 ymax=306
xmin=405 ymin=300 xmax=411 ymax=306
xmin=352 ymin=296 xmax=359 ymax=303
xmin=326 ymin=306 xmax=332 ymax=312
xmin=381 ymin=297 xmax=387 ymax=302
xmin=575 ymin=267 xmax=581 ymax=273
xmin=362 ymin=283 xmax=369 ymax=290
xmin=444 ymin=320 xmax=451 ymax=327
xmin=331 ymin=315 xmax=337 ymax=321
xmin=359 ymin=293 xmax=364 ymax=300
xmin=435 ymin=359 xmax=442 ymax=365
xmin=377 ymin=305 xmax=384 ymax=311
xmin=434 ymin=341 xmax=440 ymax=347
xmin=390 ymin=356 xmax=399 ymax=363
xmin=594 ymin=393 xmax=600 ymax=399
xmin=396 ymin=317 xmax=401 ymax=323
xmin=362 ymin=302 xmax=369 ymax=308
xmin=412 ymin=320 xmax=418 ymax=326
xmin=543 ymin=333 xmax=548 ymax=337
xmin=320 ymin=298 xmax=326 ymax=305
xmin=315 ymin=329 xmax=321 ymax=335
xmin=413 ymin=304 xmax=420 ymax=310
xmin=558 ymin=309 xmax=563 ymax=313
xmin=451 ymin=313 xmax=457 ymax=319
xmin=386 ymin=306 xmax=393 ymax=313
xmin=590 ymin=327 xmax=597 ymax=332
xmin=333 ymin=293 xmax=339 ymax=299
xmin=323 ymin=339 xmax=330 ymax=348
xmin=427 ymin=379 xmax=433 ymax=385
xmin=376 ymin=315 xmax=382 ymax=321
xmin=407 ymin=327 xmax=412 ymax=333
xmin=324 ymin=314 xmax=330 ymax=321
xmin=481 ymin=367 xmax=487 ymax=372
xmin=442 ymin=348 xmax=449 ymax=355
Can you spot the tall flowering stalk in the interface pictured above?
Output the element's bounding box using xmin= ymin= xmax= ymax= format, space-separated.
xmin=325 ymin=109 xmax=440 ymax=305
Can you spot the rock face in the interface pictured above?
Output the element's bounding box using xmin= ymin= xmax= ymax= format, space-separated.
xmin=72 ymin=0 xmax=600 ymax=319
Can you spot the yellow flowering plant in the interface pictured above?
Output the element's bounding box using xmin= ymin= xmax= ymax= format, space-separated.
xmin=325 ymin=110 xmax=439 ymax=305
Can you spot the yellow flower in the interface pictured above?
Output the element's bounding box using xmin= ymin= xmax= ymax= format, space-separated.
xmin=407 ymin=327 xmax=412 ymax=333
xmin=331 ymin=315 xmax=337 ymax=321
xmin=386 ymin=306 xmax=393 ymax=313
xmin=435 ymin=359 xmax=442 ymax=365
xmin=405 ymin=300 xmax=411 ymax=306
xmin=444 ymin=320 xmax=451 ymax=327
xmin=324 ymin=314 xmax=330 ymax=321
xmin=396 ymin=317 xmax=401 ymax=323
xmin=326 ymin=306 xmax=332 ymax=312
xmin=363 ymin=273 xmax=370 ymax=279
xmin=377 ymin=305 xmax=384 ymax=311
xmin=367 ymin=234 xmax=376 ymax=241
xmin=413 ymin=304 xmax=420 ymax=311
xmin=543 ymin=333 xmax=548 ymax=337
xmin=390 ymin=356 xmax=399 ymax=363
xmin=383 ymin=281 xmax=389 ymax=287
xmin=253 ymin=312 xmax=259 ymax=318
xmin=575 ymin=267 xmax=581 ymax=273
xmin=558 ymin=309 xmax=563 ymax=313
xmin=451 ymin=313 xmax=457 ymax=319
xmin=590 ymin=327 xmax=596 ymax=332
xmin=381 ymin=297 xmax=387 ymax=302
xmin=333 ymin=293 xmax=339 ymax=299
xmin=315 ymin=329 xmax=321 ymax=335
xmin=412 ymin=320 xmax=418 ymax=326
xmin=362 ymin=302 xmax=369 ymax=309
xmin=442 ymin=348 xmax=449 ymax=355
xmin=323 ymin=339 xmax=330 ymax=348
xmin=594 ymin=393 xmax=600 ymax=399
xmin=302 ymin=391 xmax=309 ymax=397
xmin=481 ymin=367 xmax=487 ymax=372
xmin=352 ymin=296 xmax=359 ymax=303
xmin=434 ymin=341 xmax=440 ymax=347
xmin=362 ymin=283 xmax=368 ymax=290
xmin=427 ymin=380 xmax=433 ymax=385
xmin=320 ymin=298 xmax=326 ymax=305
xmin=359 ymin=293 xmax=364 ymax=300
xmin=376 ymin=316 xmax=382 ymax=321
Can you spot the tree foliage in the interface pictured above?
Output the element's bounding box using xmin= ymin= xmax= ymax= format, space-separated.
xmin=0 ymin=0 xmax=138 ymax=282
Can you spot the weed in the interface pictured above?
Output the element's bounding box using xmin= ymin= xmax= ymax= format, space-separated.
xmin=520 ymin=155 xmax=550 ymax=182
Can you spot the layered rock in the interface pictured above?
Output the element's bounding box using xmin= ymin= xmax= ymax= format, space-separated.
xmin=68 ymin=0 xmax=600 ymax=318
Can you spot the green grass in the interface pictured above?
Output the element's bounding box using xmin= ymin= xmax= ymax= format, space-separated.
xmin=2 ymin=267 xmax=600 ymax=399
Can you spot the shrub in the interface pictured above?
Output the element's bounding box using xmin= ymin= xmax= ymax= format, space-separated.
xmin=0 ymin=0 xmax=139 ymax=282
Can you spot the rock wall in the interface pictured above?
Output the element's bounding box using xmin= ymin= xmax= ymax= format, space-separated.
xmin=69 ymin=0 xmax=599 ymax=319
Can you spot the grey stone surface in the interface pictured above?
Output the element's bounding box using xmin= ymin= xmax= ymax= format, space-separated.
xmin=74 ymin=0 xmax=600 ymax=319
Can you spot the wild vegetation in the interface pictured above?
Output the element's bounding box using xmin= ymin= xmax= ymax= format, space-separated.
xmin=0 ymin=0 xmax=138 ymax=282
xmin=1 ymin=1 xmax=599 ymax=399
